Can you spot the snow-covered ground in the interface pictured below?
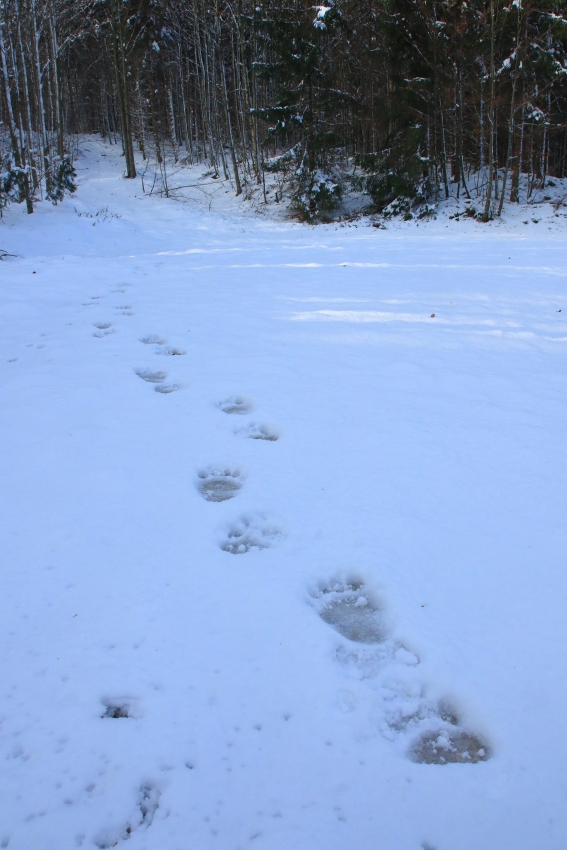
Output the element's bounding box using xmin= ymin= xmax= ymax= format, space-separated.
xmin=1 ymin=140 xmax=566 ymax=850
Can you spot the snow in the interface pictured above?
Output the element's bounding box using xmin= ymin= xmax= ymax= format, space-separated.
xmin=1 ymin=138 xmax=567 ymax=850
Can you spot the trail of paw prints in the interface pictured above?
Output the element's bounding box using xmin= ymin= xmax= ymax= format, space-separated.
xmin=197 ymin=467 xmax=244 ymax=502
xmin=137 ymin=336 xmax=185 ymax=391
xmin=219 ymin=513 xmax=285 ymax=554
xmin=140 ymin=334 xmax=186 ymax=357
xmin=9 ymin=332 xmax=51 ymax=358
xmin=217 ymin=396 xmax=281 ymax=443
xmin=135 ymin=368 xmax=182 ymax=394
xmin=310 ymin=577 xmax=490 ymax=764
xmin=93 ymin=782 xmax=161 ymax=848
xmin=112 ymin=283 xmax=133 ymax=294
xmin=210 ymin=398 xmax=281 ymax=554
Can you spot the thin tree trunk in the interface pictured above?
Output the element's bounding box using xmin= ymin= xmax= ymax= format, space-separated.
xmin=483 ymin=0 xmax=495 ymax=221
xmin=110 ymin=0 xmax=136 ymax=178
xmin=0 ymin=22 xmax=33 ymax=212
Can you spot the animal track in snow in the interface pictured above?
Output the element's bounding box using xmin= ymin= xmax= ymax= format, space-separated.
xmin=93 ymin=322 xmax=114 ymax=337
xmin=237 ymin=422 xmax=279 ymax=441
xmin=409 ymin=728 xmax=490 ymax=764
xmin=93 ymin=782 xmax=161 ymax=848
xmin=93 ymin=322 xmax=115 ymax=339
xmin=101 ymin=698 xmax=136 ymax=719
xmin=220 ymin=513 xmax=284 ymax=554
xmin=137 ymin=782 xmax=161 ymax=827
xmin=310 ymin=575 xmax=491 ymax=764
xmin=115 ymin=305 xmax=134 ymax=315
xmin=197 ymin=467 xmax=244 ymax=502
xmin=140 ymin=334 xmax=167 ymax=345
xmin=218 ymin=396 xmax=253 ymax=415
xmin=154 ymin=383 xmax=181 ymax=394
xmin=136 ymin=368 xmax=167 ymax=383
xmin=156 ymin=346 xmax=186 ymax=356
xmin=313 ymin=580 xmax=388 ymax=644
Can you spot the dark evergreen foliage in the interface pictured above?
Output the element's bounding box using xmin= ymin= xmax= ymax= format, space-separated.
xmin=1 ymin=0 xmax=567 ymax=218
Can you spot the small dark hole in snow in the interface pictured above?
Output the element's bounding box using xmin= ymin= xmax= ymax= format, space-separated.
xmin=101 ymin=702 xmax=131 ymax=719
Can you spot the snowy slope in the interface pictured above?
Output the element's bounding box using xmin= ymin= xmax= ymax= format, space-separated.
xmin=0 ymin=140 xmax=566 ymax=850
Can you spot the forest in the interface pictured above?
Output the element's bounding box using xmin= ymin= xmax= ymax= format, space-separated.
xmin=1 ymin=0 xmax=567 ymax=221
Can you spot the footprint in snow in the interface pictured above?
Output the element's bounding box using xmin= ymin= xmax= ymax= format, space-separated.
xmin=237 ymin=422 xmax=279 ymax=441
xmin=311 ymin=575 xmax=491 ymax=764
xmin=220 ymin=513 xmax=284 ymax=554
xmin=101 ymin=697 xmax=137 ymax=719
xmin=94 ymin=781 xmax=160 ymax=848
xmin=154 ymin=383 xmax=182 ymax=394
xmin=198 ymin=467 xmax=244 ymax=502
xmin=156 ymin=346 xmax=186 ymax=356
xmin=313 ymin=579 xmax=388 ymax=643
xmin=93 ymin=322 xmax=114 ymax=337
xmin=136 ymin=368 xmax=167 ymax=383
xmin=115 ymin=305 xmax=134 ymax=315
xmin=135 ymin=368 xmax=182 ymax=393
xmin=140 ymin=334 xmax=167 ymax=345
xmin=218 ymin=396 xmax=253 ymax=415
xmin=409 ymin=727 xmax=490 ymax=764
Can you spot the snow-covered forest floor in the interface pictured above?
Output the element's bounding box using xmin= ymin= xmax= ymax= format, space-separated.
xmin=1 ymin=138 xmax=566 ymax=850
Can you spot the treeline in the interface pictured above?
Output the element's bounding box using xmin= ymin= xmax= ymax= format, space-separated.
xmin=1 ymin=0 xmax=567 ymax=220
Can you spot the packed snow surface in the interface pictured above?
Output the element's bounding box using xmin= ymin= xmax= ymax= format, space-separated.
xmin=1 ymin=141 xmax=566 ymax=850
